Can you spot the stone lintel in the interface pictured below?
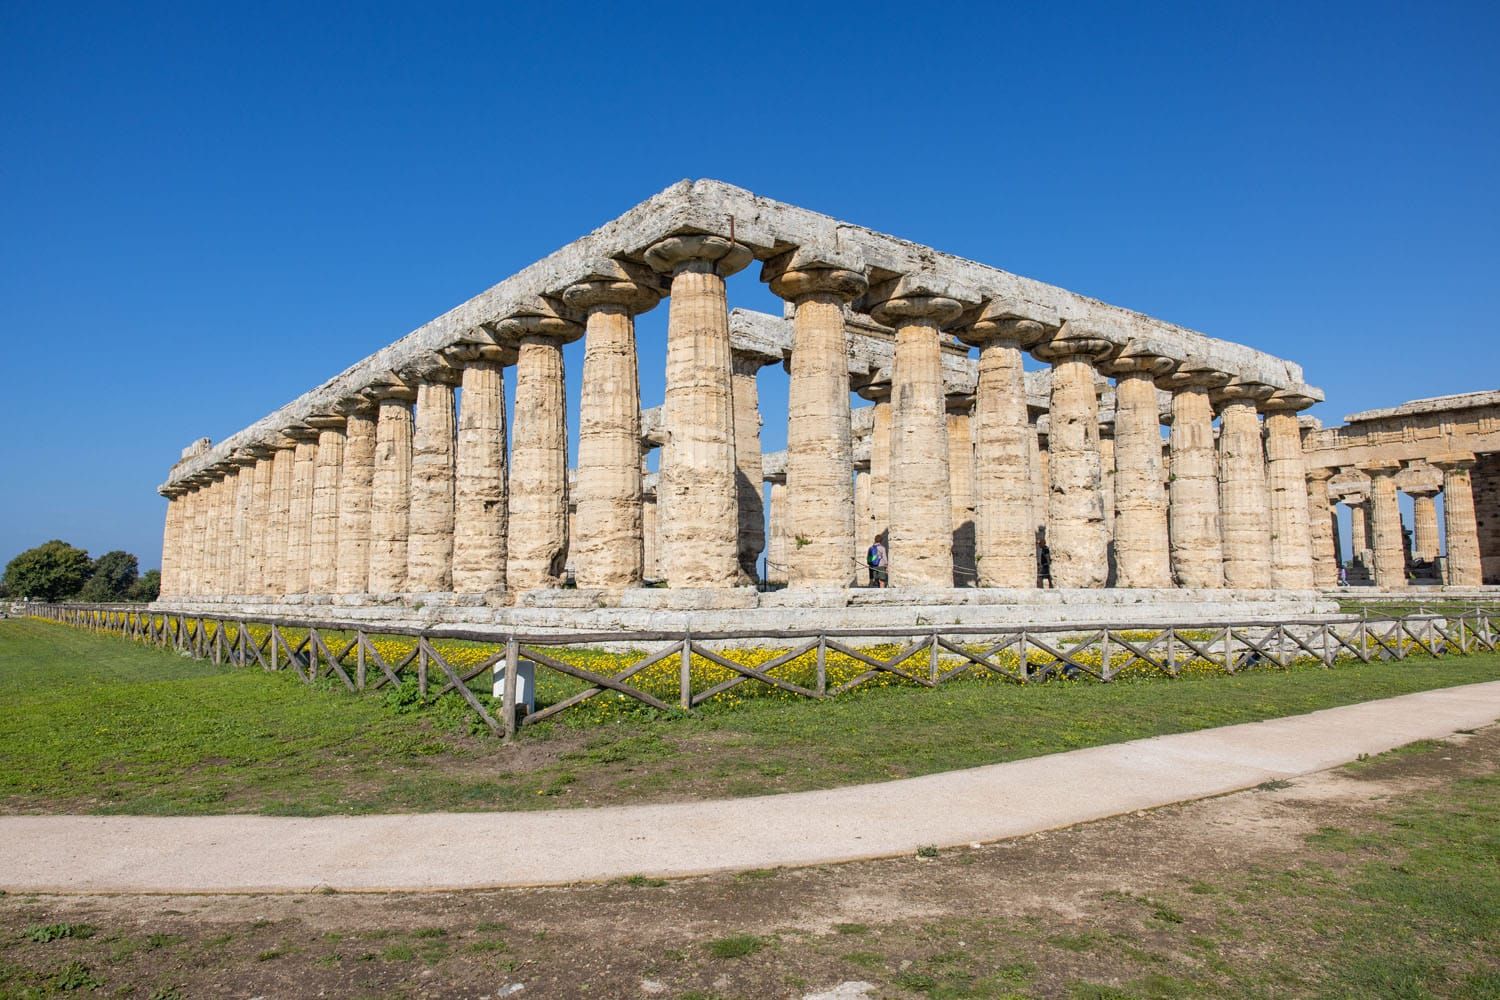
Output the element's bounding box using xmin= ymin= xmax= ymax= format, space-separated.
xmin=1344 ymin=389 xmax=1500 ymax=424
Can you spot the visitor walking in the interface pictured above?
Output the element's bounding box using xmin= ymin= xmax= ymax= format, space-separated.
xmin=866 ymin=535 xmax=888 ymax=588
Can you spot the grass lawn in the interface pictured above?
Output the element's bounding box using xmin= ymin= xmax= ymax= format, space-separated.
xmin=3 ymin=616 xmax=1500 ymax=816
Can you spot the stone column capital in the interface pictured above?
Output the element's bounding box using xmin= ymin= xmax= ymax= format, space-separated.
xmin=281 ymin=425 xmax=321 ymax=444
xmin=1430 ymin=451 xmax=1477 ymax=472
xmin=1404 ymin=486 xmax=1440 ymax=499
xmin=1032 ymin=320 xmax=1120 ymax=364
xmin=1305 ymin=466 xmax=1336 ymax=482
xmin=362 ymin=375 xmax=418 ymax=404
xmin=440 ymin=342 xmax=517 ymax=368
xmin=1260 ymin=386 xmax=1322 ymax=413
xmin=644 ymin=233 xmax=752 ymax=278
xmin=868 ymin=293 xmax=964 ymax=329
xmin=1209 ymin=378 xmax=1276 ymax=409
xmin=1359 ymin=458 xmax=1401 ymax=478
xmin=954 ymin=315 xmax=1051 ymax=350
xmin=1156 ymin=358 xmax=1232 ymax=392
xmin=1100 ymin=339 xmax=1179 ymax=378
xmin=855 ymin=378 xmax=892 ymax=403
xmin=562 ymin=259 xmax=664 ymax=316
xmin=304 ymin=414 xmax=348 ymax=431
xmin=762 ymin=244 xmax=869 ymax=303
xmin=491 ymin=311 xmax=584 ymax=345
xmin=1341 ymin=491 xmax=1368 ymax=506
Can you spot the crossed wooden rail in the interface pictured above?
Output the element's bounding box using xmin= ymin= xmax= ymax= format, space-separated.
xmin=19 ymin=603 xmax=1500 ymax=740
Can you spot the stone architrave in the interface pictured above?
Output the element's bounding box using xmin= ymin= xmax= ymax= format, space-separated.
xmin=368 ymin=384 xmax=416 ymax=594
xmin=1214 ymin=380 xmax=1274 ymax=590
xmin=334 ymin=407 xmax=377 ymax=596
xmin=406 ymin=374 xmax=458 ymax=594
xmin=947 ymin=405 xmax=977 ymax=586
xmin=731 ymin=351 xmax=776 ymax=582
xmin=1160 ymin=360 xmax=1231 ymax=588
xmin=497 ymin=307 xmax=581 ymax=591
xmin=563 ymin=264 xmax=662 ymax=589
xmin=1408 ymin=489 xmax=1440 ymax=562
xmin=229 ymin=454 xmax=257 ymax=595
xmin=956 ymin=315 xmax=1046 ymax=589
xmin=264 ymin=444 xmax=294 ymax=599
xmin=868 ymin=288 xmax=965 ymax=590
xmin=284 ymin=430 xmax=319 ymax=596
xmin=1432 ymin=453 xmax=1482 ymax=586
xmin=1101 ymin=343 xmax=1176 ymax=588
xmin=765 ymin=249 xmax=868 ymax=588
xmin=1305 ymin=467 xmax=1339 ymax=588
xmin=1034 ymin=322 xmax=1117 ymax=589
xmin=1363 ymin=459 xmax=1406 ymax=588
xmin=445 ymin=346 xmax=511 ymax=597
xmin=645 ymin=234 xmax=751 ymax=589
xmin=1262 ymin=391 xmax=1318 ymax=589
xmin=307 ymin=416 xmax=347 ymax=595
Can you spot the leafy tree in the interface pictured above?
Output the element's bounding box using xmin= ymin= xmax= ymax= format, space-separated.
xmin=126 ymin=569 xmax=160 ymax=603
xmin=2 ymin=541 xmax=92 ymax=601
xmin=78 ymin=550 xmax=139 ymax=602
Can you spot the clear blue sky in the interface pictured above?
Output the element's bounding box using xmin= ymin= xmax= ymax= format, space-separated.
xmin=2 ymin=1 xmax=1497 ymax=570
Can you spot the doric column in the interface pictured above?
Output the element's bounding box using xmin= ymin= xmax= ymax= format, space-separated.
xmin=642 ymin=474 xmax=660 ymax=582
xmin=170 ymin=484 xmax=192 ymax=598
xmin=283 ymin=428 xmax=319 ymax=596
xmin=1305 ymin=468 xmax=1338 ymax=588
xmin=563 ymin=264 xmax=662 ymax=589
xmin=1099 ymin=429 xmax=1116 ymax=551
xmin=158 ymin=489 xmax=182 ymax=598
xmin=1101 ymin=344 xmax=1175 ymax=588
xmin=867 ymin=287 xmax=964 ymax=589
xmin=1033 ymin=322 xmax=1117 ymax=589
xmin=497 ymin=306 xmax=581 ymax=591
xmin=335 ymin=406 xmax=377 ymax=596
xmin=730 ymin=349 xmax=778 ymax=582
xmin=1213 ymin=380 xmax=1274 ymax=589
xmin=645 ymin=234 xmax=751 ymax=588
xmin=1030 ymin=419 xmax=1048 ymax=539
xmin=405 ymin=372 xmax=458 ymax=594
xmin=858 ymin=382 xmax=893 ymax=551
xmin=307 ymin=415 xmax=347 ymax=596
xmin=264 ymin=443 xmax=294 ymax=598
xmin=443 ymin=345 xmax=512 ymax=598
xmin=766 ymin=248 xmax=868 ymax=588
xmin=1432 ymin=453 xmax=1482 ymax=586
xmin=214 ymin=470 xmax=237 ymax=596
xmin=1363 ymin=459 xmax=1405 ymax=588
xmin=766 ymin=475 xmax=789 ymax=586
xmin=1261 ymin=391 xmax=1318 ymax=589
xmin=956 ymin=315 xmax=1046 ymax=588
xmin=229 ymin=452 xmax=257 ymax=595
xmin=853 ymin=464 xmax=872 ymax=573
xmin=367 ymin=381 xmax=416 ymax=594
xmin=1344 ymin=492 xmax=1371 ymax=573
xmin=947 ymin=401 xmax=976 ymax=586
xmin=1159 ymin=361 xmax=1230 ymax=588
xmin=1409 ymin=489 xmax=1440 ymax=562
xmin=248 ymin=450 xmax=275 ymax=596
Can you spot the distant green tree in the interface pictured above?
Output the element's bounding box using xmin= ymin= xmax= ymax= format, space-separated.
xmin=126 ymin=569 xmax=160 ymax=603
xmin=78 ymin=550 xmax=139 ymax=602
xmin=2 ymin=541 xmax=92 ymax=602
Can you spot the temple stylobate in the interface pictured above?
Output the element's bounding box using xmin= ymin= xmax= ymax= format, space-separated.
xmin=156 ymin=180 xmax=1336 ymax=631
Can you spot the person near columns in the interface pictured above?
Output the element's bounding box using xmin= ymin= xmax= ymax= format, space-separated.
xmin=856 ymin=380 xmax=893 ymax=562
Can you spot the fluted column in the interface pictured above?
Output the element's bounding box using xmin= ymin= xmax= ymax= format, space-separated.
xmin=947 ymin=405 xmax=977 ymax=586
xmin=862 ymin=385 xmax=893 ymax=549
xmin=1034 ymin=323 xmax=1116 ymax=589
xmin=645 ymin=235 xmax=751 ymax=588
xmin=1030 ymin=421 xmax=1048 ymax=539
xmin=214 ymin=471 xmax=236 ymax=596
xmin=307 ymin=417 xmax=347 ymax=596
xmin=229 ymin=454 xmax=257 ymax=595
xmin=957 ymin=316 xmax=1045 ymax=588
xmin=335 ymin=407 xmax=377 ymax=596
xmin=1345 ymin=493 xmax=1371 ymax=574
xmin=1261 ymin=393 xmax=1318 ymax=589
xmin=767 ymin=252 xmax=868 ymax=588
xmin=264 ymin=444 xmax=293 ymax=598
xmin=766 ymin=477 xmax=789 ymax=586
xmin=368 ymin=385 xmax=415 ymax=594
xmin=1409 ymin=490 xmax=1440 ymax=562
xmin=563 ymin=267 xmax=661 ymax=589
xmin=1363 ymin=459 xmax=1405 ymax=588
xmin=867 ymin=290 xmax=963 ymax=589
xmin=445 ymin=348 xmax=510 ymax=597
xmin=498 ymin=309 xmax=581 ymax=591
xmin=283 ymin=430 xmax=319 ymax=596
xmin=853 ymin=465 xmax=872 ymax=573
xmin=1214 ymin=381 xmax=1274 ymax=589
xmin=730 ymin=351 xmax=776 ymax=582
xmin=642 ymin=478 xmax=660 ymax=581
xmin=159 ymin=490 xmax=182 ymax=598
xmin=1433 ymin=453 xmax=1482 ymax=586
xmin=247 ymin=451 xmax=275 ymax=595
xmin=1104 ymin=348 xmax=1175 ymax=588
xmin=1161 ymin=362 xmax=1230 ymax=588
xmin=405 ymin=374 xmax=458 ymax=594
xmin=1305 ymin=468 xmax=1338 ymax=588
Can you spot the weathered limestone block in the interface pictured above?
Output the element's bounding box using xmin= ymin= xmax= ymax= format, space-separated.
xmin=406 ymin=376 xmax=457 ymax=593
xmin=368 ymin=389 xmax=415 ymax=594
xmin=646 ymin=234 xmax=750 ymax=588
xmin=564 ymin=268 xmax=661 ymax=589
xmin=1433 ymin=453 xmax=1482 ymax=586
xmin=870 ymin=292 xmax=963 ymax=590
xmin=1035 ymin=323 xmax=1116 ymax=589
xmin=335 ymin=408 xmax=377 ymax=595
xmin=1104 ymin=346 xmax=1175 ymax=588
xmin=308 ymin=418 xmax=347 ymax=595
xmin=1363 ymin=459 xmax=1406 ymax=588
xmin=766 ymin=253 xmax=868 ymax=588
xmin=1214 ymin=382 xmax=1273 ymax=589
xmin=1409 ymin=489 xmax=1440 ymax=562
xmin=1305 ymin=468 xmax=1339 ymax=588
xmin=229 ymin=455 xmax=257 ymax=595
xmin=731 ymin=352 xmax=774 ymax=582
xmin=266 ymin=445 xmax=294 ymax=598
xmin=948 ymin=407 xmax=976 ymax=586
xmin=1161 ymin=362 xmax=1230 ymax=588
xmin=284 ymin=432 xmax=319 ymax=595
xmin=448 ymin=352 xmax=509 ymax=596
xmin=957 ymin=316 xmax=1045 ymax=588
xmin=1262 ymin=392 xmax=1317 ymax=590
xmin=502 ymin=316 xmax=578 ymax=591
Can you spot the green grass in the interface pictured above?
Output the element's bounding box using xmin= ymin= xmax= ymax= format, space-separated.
xmin=4 ymin=617 xmax=1500 ymax=816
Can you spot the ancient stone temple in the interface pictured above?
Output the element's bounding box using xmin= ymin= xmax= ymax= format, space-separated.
xmin=1302 ymin=390 xmax=1500 ymax=588
xmin=155 ymin=180 xmax=1340 ymax=631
